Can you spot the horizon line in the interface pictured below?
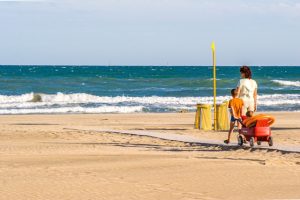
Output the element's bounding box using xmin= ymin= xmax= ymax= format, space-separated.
xmin=0 ymin=64 xmax=300 ymax=67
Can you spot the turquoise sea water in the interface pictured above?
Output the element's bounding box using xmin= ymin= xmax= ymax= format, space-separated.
xmin=0 ymin=66 xmax=299 ymax=114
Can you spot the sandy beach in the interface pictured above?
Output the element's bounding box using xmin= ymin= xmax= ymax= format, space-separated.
xmin=2 ymin=0 xmax=300 ymax=199
xmin=0 ymin=112 xmax=299 ymax=200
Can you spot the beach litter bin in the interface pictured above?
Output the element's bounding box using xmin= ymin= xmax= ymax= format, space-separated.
xmin=216 ymin=101 xmax=229 ymax=130
xmin=194 ymin=104 xmax=212 ymax=130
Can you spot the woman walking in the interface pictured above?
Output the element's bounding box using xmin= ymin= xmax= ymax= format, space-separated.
xmin=237 ymin=66 xmax=258 ymax=116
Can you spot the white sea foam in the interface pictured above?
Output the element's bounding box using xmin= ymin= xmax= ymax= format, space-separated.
xmin=0 ymin=92 xmax=298 ymax=114
xmin=0 ymin=106 xmax=144 ymax=114
xmin=0 ymin=93 xmax=34 ymax=103
xmin=272 ymin=80 xmax=300 ymax=87
xmin=0 ymin=92 xmax=230 ymax=105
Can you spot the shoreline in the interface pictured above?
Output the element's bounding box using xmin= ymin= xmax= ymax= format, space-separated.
xmin=0 ymin=110 xmax=299 ymax=116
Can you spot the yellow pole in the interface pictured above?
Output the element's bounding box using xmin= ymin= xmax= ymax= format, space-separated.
xmin=211 ymin=42 xmax=217 ymax=130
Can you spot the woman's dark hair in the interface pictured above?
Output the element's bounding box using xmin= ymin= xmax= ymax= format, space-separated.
xmin=240 ymin=65 xmax=252 ymax=79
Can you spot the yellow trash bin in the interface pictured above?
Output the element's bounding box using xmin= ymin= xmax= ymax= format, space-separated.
xmin=216 ymin=101 xmax=230 ymax=130
xmin=194 ymin=104 xmax=212 ymax=130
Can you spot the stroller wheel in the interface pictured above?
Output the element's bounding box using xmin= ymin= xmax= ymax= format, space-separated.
xmin=237 ymin=135 xmax=243 ymax=146
xmin=268 ymin=136 xmax=273 ymax=147
xmin=257 ymin=141 xmax=262 ymax=145
xmin=250 ymin=137 xmax=255 ymax=147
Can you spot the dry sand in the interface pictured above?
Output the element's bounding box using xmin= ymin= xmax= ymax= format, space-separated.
xmin=0 ymin=112 xmax=300 ymax=200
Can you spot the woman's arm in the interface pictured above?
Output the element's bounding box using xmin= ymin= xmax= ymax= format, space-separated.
xmin=236 ymin=79 xmax=241 ymax=97
xmin=253 ymin=88 xmax=257 ymax=111
xmin=236 ymin=87 xmax=241 ymax=97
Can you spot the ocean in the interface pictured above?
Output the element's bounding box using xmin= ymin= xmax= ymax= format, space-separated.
xmin=0 ymin=66 xmax=299 ymax=114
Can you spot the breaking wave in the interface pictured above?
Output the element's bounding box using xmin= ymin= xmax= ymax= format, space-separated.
xmin=0 ymin=92 xmax=299 ymax=114
xmin=272 ymin=80 xmax=300 ymax=87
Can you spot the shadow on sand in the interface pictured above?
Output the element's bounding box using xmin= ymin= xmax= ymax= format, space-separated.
xmin=272 ymin=127 xmax=300 ymax=131
xmin=43 ymin=140 xmax=300 ymax=155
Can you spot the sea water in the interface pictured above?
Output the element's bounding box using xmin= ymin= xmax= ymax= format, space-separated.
xmin=0 ymin=66 xmax=299 ymax=114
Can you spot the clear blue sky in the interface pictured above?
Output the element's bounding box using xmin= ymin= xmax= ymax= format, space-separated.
xmin=0 ymin=0 xmax=299 ymax=66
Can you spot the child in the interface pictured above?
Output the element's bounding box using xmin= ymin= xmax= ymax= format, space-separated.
xmin=224 ymin=89 xmax=244 ymax=144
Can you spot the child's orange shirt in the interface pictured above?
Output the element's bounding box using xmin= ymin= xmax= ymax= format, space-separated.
xmin=228 ymin=98 xmax=244 ymax=118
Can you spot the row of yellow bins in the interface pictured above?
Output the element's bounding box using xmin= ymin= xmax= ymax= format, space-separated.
xmin=194 ymin=102 xmax=229 ymax=131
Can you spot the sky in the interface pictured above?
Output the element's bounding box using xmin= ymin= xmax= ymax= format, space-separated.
xmin=0 ymin=0 xmax=299 ymax=66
